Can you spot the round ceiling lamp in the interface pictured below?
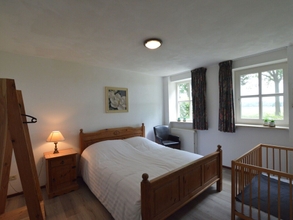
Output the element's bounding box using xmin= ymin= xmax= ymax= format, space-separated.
xmin=144 ymin=39 xmax=162 ymax=49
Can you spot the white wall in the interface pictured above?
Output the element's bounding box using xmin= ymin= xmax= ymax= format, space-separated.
xmin=0 ymin=51 xmax=163 ymax=195
xmin=164 ymin=46 xmax=293 ymax=167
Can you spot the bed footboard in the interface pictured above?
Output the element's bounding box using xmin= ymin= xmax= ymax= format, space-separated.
xmin=141 ymin=145 xmax=222 ymax=220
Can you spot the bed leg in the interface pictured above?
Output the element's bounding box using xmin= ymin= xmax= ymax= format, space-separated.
xmin=216 ymin=178 xmax=222 ymax=192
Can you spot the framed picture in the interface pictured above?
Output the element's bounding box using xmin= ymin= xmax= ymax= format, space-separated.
xmin=105 ymin=87 xmax=128 ymax=113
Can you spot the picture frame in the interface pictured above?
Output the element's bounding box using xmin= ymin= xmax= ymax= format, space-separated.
xmin=105 ymin=86 xmax=128 ymax=113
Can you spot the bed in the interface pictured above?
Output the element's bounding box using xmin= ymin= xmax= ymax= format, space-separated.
xmin=231 ymin=143 xmax=293 ymax=220
xmin=79 ymin=123 xmax=222 ymax=220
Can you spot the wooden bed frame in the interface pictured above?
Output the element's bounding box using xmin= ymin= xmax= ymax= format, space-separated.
xmin=231 ymin=143 xmax=293 ymax=220
xmin=80 ymin=123 xmax=222 ymax=220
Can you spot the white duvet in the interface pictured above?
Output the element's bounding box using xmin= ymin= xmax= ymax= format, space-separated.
xmin=79 ymin=137 xmax=202 ymax=220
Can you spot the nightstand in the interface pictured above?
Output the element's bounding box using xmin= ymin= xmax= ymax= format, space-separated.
xmin=44 ymin=148 xmax=78 ymax=198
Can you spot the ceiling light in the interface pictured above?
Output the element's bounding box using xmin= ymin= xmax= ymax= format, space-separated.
xmin=144 ymin=39 xmax=162 ymax=49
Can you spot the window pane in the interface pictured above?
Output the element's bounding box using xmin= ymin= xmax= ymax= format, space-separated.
xmin=262 ymin=96 xmax=283 ymax=120
xmin=178 ymin=102 xmax=190 ymax=119
xmin=240 ymin=73 xmax=259 ymax=96
xmin=240 ymin=97 xmax=259 ymax=119
xmin=261 ymin=69 xmax=283 ymax=94
xmin=178 ymin=83 xmax=190 ymax=101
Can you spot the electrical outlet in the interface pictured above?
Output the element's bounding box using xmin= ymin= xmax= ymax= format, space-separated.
xmin=9 ymin=175 xmax=17 ymax=181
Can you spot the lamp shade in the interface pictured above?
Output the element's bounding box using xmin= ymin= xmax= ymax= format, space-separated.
xmin=46 ymin=131 xmax=65 ymax=143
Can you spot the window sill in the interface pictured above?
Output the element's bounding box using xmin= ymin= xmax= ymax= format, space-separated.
xmin=236 ymin=124 xmax=289 ymax=130
xmin=173 ymin=121 xmax=192 ymax=123
xmin=170 ymin=121 xmax=193 ymax=125
xmin=169 ymin=121 xmax=193 ymax=129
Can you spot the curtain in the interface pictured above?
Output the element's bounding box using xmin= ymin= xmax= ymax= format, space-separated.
xmin=218 ymin=60 xmax=235 ymax=132
xmin=191 ymin=67 xmax=208 ymax=130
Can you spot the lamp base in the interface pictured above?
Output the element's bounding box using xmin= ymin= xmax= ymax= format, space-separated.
xmin=53 ymin=142 xmax=59 ymax=154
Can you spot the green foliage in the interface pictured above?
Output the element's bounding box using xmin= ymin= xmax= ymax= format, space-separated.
xmin=178 ymin=82 xmax=191 ymax=119
xmin=263 ymin=69 xmax=283 ymax=84
xmin=240 ymin=69 xmax=284 ymax=119
xmin=179 ymin=102 xmax=190 ymax=119
xmin=178 ymin=83 xmax=189 ymax=94
xmin=240 ymin=73 xmax=257 ymax=86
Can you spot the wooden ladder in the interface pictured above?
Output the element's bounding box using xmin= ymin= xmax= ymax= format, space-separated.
xmin=0 ymin=78 xmax=45 ymax=219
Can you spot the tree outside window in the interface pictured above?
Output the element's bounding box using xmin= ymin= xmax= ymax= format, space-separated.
xmin=235 ymin=62 xmax=288 ymax=126
xmin=177 ymin=81 xmax=192 ymax=120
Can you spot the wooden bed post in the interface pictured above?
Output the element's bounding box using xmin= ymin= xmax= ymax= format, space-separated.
xmin=141 ymin=173 xmax=151 ymax=220
xmin=216 ymin=145 xmax=222 ymax=192
xmin=141 ymin=123 xmax=145 ymax=137
xmin=0 ymin=79 xmax=45 ymax=220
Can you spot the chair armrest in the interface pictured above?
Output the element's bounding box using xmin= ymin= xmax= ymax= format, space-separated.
xmin=155 ymin=136 xmax=164 ymax=144
xmin=168 ymin=134 xmax=180 ymax=142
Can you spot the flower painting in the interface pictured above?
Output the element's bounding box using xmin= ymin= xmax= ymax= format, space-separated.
xmin=105 ymin=87 xmax=128 ymax=113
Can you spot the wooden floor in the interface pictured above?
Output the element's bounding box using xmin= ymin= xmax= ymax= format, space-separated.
xmin=5 ymin=168 xmax=236 ymax=220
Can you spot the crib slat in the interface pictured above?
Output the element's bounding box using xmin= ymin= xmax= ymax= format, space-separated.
xmin=273 ymin=148 xmax=275 ymax=170
xmin=278 ymin=177 xmax=281 ymax=220
xmin=289 ymin=178 xmax=293 ymax=219
xmin=279 ymin=148 xmax=281 ymax=172
xmin=266 ymin=147 xmax=269 ymax=169
xmin=240 ymin=167 xmax=244 ymax=214
xmin=268 ymin=173 xmax=271 ymax=219
xmin=257 ymin=174 xmax=261 ymax=219
xmin=249 ymin=168 xmax=252 ymax=218
xmin=286 ymin=150 xmax=288 ymax=173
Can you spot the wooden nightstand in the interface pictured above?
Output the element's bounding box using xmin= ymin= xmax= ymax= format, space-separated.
xmin=44 ymin=148 xmax=79 ymax=198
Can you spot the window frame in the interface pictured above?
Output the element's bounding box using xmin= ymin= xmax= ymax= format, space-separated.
xmin=233 ymin=61 xmax=288 ymax=126
xmin=176 ymin=80 xmax=192 ymax=121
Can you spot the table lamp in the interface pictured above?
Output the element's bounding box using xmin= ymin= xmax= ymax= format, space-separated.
xmin=46 ymin=131 xmax=65 ymax=153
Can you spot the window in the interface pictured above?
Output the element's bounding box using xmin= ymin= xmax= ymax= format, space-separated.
xmin=234 ymin=61 xmax=288 ymax=126
xmin=176 ymin=80 xmax=192 ymax=121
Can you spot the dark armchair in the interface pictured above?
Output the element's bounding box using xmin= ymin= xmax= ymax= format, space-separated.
xmin=153 ymin=125 xmax=181 ymax=149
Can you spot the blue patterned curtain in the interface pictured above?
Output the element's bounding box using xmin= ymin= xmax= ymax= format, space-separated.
xmin=191 ymin=67 xmax=208 ymax=130
xmin=218 ymin=60 xmax=235 ymax=132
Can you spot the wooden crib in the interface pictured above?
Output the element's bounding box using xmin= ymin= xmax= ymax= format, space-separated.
xmin=231 ymin=143 xmax=293 ymax=220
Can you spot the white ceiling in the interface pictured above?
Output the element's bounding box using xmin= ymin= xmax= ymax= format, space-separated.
xmin=1 ymin=0 xmax=293 ymax=77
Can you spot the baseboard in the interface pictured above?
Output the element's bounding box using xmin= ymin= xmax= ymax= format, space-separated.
xmin=223 ymin=165 xmax=231 ymax=170
xmin=7 ymin=185 xmax=46 ymax=198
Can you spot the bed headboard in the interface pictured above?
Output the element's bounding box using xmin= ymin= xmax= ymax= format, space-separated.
xmin=79 ymin=123 xmax=145 ymax=153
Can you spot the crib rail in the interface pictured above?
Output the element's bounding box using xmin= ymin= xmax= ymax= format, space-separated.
xmin=231 ymin=144 xmax=293 ymax=220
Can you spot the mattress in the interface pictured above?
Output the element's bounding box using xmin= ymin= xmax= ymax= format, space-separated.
xmin=236 ymin=174 xmax=292 ymax=220
xmin=79 ymin=136 xmax=203 ymax=220
xmin=235 ymin=201 xmax=279 ymax=220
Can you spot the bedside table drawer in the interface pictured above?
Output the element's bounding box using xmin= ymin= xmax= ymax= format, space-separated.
xmin=50 ymin=164 xmax=77 ymax=190
xmin=49 ymin=155 xmax=74 ymax=168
